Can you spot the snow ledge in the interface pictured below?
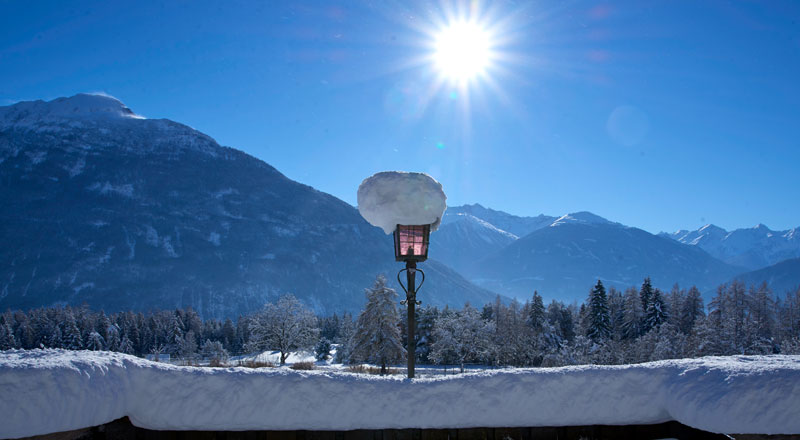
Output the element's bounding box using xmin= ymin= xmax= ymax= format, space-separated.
xmin=1 ymin=350 xmax=800 ymax=438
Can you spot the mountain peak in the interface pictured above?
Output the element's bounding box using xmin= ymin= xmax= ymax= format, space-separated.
xmin=550 ymin=211 xmax=612 ymax=227
xmin=698 ymin=224 xmax=727 ymax=234
xmin=752 ymin=223 xmax=773 ymax=232
xmin=0 ymin=93 xmax=144 ymax=126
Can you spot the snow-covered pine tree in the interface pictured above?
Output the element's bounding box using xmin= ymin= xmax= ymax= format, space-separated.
xmin=528 ymin=291 xmax=546 ymax=332
xmin=546 ymin=300 xmax=576 ymax=343
xmin=221 ymin=318 xmax=236 ymax=351
xmin=586 ymin=280 xmax=611 ymax=342
xmin=350 ymin=275 xmax=405 ymax=374
xmin=639 ymin=277 xmax=655 ymax=333
xmin=644 ymin=288 xmax=668 ymax=332
xmin=167 ymin=313 xmax=184 ymax=355
xmin=0 ymin=314 xmax=16 ymax=349
xmin=118 ymin=335 xmax=135 ymax=354
xmin=248 ymin=294 xmax=320 ymax=365
xmin=607 ymin=287 xmax=625 ymax=341
xmin=86 ymin=331 xmax=105 ymax=351
xmin=315 ymin=338 xmax=332 ymax=361
xmin=415 ymin=306 xmax=440 ymax=363
xmin=621 ymin=287 xmax=643 ymax=340
xmin=666 ymin=284 xmax=685 ymax=325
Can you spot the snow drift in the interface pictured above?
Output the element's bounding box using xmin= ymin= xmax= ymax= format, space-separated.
xmin=357 ymin=171 xmax=447 ymax=234
xmin=2 ymin=350 xmax=800 ymax=438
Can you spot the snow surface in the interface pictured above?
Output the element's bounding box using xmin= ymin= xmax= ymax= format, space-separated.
xmin=0 ymin=94 xmax=144 ymax=129
xmin=357 ymin=171 xmax=447 ymax=234
xmin=550 ymin=212 xmax=615 ymax=227
xmin=2 ymin=350 xmax=800 ymax=438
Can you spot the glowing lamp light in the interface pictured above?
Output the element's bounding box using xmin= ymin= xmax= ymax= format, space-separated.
xmin=393 ymin=224 xmax=430 ymax=262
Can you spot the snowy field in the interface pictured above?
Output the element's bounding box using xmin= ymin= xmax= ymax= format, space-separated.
xmin=2 ymin=350 xmax=800 ymax=439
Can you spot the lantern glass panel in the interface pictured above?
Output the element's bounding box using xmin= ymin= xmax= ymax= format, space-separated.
xmin=394 ymin=224 xmax=430 ymax=262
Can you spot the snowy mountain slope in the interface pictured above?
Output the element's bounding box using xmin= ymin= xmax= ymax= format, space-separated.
xmin=431 ymin=212 xmax=518 ymax=275
xmin=469 ymin=217 xmax=743 ymax=302
xmin=443 ymin=203 xmax=556 ymax=237
xmin=660 ymin=223 xmax=800 ymax=270
xmin=0 ymin=94 xmax=497 ymax=317
xmin=728 ymin=258 xmax=800 ymax=296
xmin=3 ymin=350 xmax=800 ymax=437
xmin=549 ymin=211 xmax=617 ymax=227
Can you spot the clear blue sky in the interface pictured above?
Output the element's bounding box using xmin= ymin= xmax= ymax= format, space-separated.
xmin=2 ymin=0 xmax=799 ymax=234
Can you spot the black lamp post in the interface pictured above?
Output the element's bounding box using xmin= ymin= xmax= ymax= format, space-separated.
xmin=394 ymin=224 xmax=431 ymax=379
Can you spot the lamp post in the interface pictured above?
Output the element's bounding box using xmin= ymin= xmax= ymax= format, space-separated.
xmin=356 ymin=170 xmax=445 ymax=379
xmin=394 ymin=224 xmax=431 ymax=379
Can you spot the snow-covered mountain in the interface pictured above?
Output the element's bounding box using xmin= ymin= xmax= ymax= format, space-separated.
xmin=431 ymin=212 xmax=518 ymax=275
xmin=660 ymin=224 xmax=800 ymax=270
xmin=433 ymin=209 xmax=743 ymax=302
xmin=444 ymin=204 xmax=556 ymax=237
xmin=0 ymin=94 xmax=497 ymax=318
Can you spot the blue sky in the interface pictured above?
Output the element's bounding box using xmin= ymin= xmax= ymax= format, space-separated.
xmin=2 ymin=0 xmax=799 ymax=234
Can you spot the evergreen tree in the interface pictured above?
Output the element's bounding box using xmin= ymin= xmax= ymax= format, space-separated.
xmin=86 ymin=331 xmax=105 ymax=351
xmin=586 ymin=280 xmax=611 ymax=342
xmin=666 ymin=284 xmax=685 ymax=325
xmin=546 ymin=300 xmax=575 ymax=343
xmin=607 ymin=287 xmax=625 ymax=341
xmin=415 ymin=306 xmax=439 ymax=363
xmin=528 ymin=291 xmax=546 ymax=332
xmin=0 ymin=316 xmax=16 ymax=349
xmin=118 ymin=335 xmax=135 ymax=354
xmin=319 ymin=314 xmax=340 ymax=342
xmin=315 ymin=338 xmax=332 ymax=361
xmin=644 ymin=288 xmax=668 ymax=332
xmin=350 ymin=275 xmax=405 ymax=374
xmin=639 ymin=277 xmax=655 ymax=332
xmin=622 ymin=287 xmax=644 ymax=340
xmin=221 ymin=319 xmax=236 ymax=351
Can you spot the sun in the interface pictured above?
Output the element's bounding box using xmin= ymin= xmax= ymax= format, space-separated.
xmin=433 ymin=21 xmax=493 ymax=82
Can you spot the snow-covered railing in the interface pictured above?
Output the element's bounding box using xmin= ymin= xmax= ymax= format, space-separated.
xmin=1 ymin=350 xmax=799 ymax=438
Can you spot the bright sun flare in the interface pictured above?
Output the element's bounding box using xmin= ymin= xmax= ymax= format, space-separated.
xmin=434 ymin=21 xmax=492 ymax=81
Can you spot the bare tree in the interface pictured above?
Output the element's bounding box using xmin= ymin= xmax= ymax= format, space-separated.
xmin=248 ymin=294 xmax=320 ymax=365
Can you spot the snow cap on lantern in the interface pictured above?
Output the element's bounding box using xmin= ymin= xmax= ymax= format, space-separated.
xmin=357 ymin=171 xmax=447 ymax=235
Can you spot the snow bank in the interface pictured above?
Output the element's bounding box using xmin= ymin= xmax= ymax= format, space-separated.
xmin=2 ymin=350 xmax=800 ymax=438
xmin=357 ymin=171 xmax=446 ymax=234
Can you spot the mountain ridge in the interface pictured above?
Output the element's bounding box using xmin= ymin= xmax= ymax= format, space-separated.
xmin=660 ymin=223 xmax=800 ymax=270
xmin=0 ymin=94 xmax=499 ymax=318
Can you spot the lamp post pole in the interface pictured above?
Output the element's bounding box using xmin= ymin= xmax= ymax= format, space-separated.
xmin=406 ymin=260 xmax=416 ymax=379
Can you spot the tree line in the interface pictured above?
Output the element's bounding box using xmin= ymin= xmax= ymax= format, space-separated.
xmin=2 ymin=276 xmax=799 ymax=372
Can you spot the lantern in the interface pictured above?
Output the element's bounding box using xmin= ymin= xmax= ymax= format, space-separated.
xmin=393 ymin=224 xmax=431 ymax=262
